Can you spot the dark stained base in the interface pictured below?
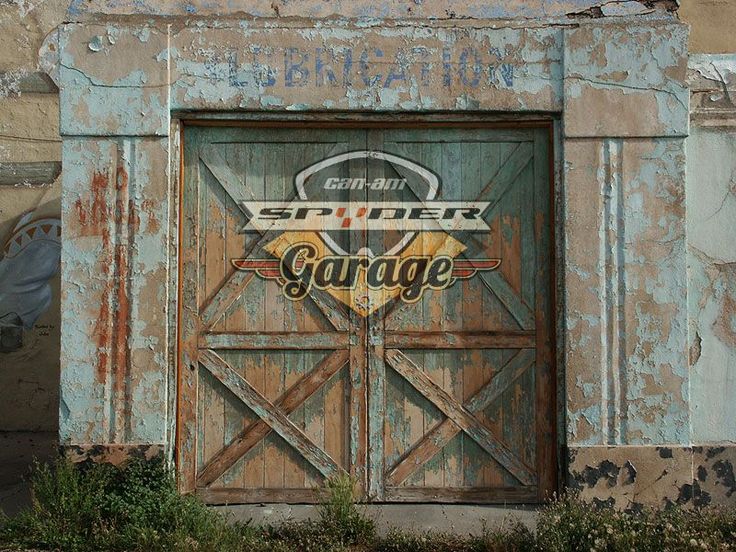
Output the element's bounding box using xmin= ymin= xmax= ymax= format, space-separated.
xmin=568 ymin=445 xmax=736 ymax=509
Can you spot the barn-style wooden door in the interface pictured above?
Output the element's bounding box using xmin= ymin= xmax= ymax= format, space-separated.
xmin=177 ymin=123 xmax=556 ymax=504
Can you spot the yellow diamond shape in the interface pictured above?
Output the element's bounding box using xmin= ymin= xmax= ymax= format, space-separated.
xmin=263 ymin=231 xmax=466 ymax=317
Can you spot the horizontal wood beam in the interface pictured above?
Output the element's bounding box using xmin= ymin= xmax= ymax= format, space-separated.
xmin=197 ymin=487 xmax=321 ymax=504
xmin=199 ymin=486 xmax=538 ymax=505
xmin=383 ymin=486 xmax=538 ymax=504
xmin=199 ymin=331 xmax=349 ymax=350
xmin=384 ymin=331 xmax=535 ymax=349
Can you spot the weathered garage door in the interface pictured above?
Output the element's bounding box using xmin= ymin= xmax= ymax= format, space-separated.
xmin=178 ymin=123 xmax=555 ymax=504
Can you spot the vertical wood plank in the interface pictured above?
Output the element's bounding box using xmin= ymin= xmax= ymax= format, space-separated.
xmin=264 ymin=143 xmax=287 ymax=489
xmin=480 ymin=142 xmax=516 ymax=333
xmin=500 ymin=155 xmax=524 ymax=488
xmin=365 ymin=130 xmax=385 ymax=499
xmin=304 ymin=349 xmax=325 ymax=489
xmin=284 ymin=142 xmax=311 ymax=489
xmin=461 ymin=141 xmax=484 ymax=488
xmin=534 ymin=127 xmax=556 ymax=500
xmin=245 ymin=142 xmax=267 ymax=490
xmin=323 ymin=371 xmax=346 ymax=471
xmin=348 ymin=135 xmax=368 ymax=493
xmin=441 ymin=142 xmax=463 ymax=488
xmin=419 ymin=141 xmax=444 ymax=489
xmin=475 ymin=350 xmax=498 ymax=487
xmin=221 ymin=143 xmax=249 ymax=488
xmin=402 ymin=142 xmax=427 ymax=488
xmin=201 ymin=158 xmax=227 ymax=481
xmin=178 ymin=126 xmax=201 ymax=493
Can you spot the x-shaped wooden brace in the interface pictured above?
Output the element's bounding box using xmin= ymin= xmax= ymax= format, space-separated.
xmin=196 ymin=144 xmax=351 ymax=332
xmin=197 ymin=349 xmax=350 ymax=486
xmin=384 ymin=349 xmax=536 ymax=486
xmin=384 ymin=141 xmax=535 ymax=330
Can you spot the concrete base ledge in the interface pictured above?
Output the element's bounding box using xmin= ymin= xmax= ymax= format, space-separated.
xmin=214 ymin=503 xmax=538 ymax=536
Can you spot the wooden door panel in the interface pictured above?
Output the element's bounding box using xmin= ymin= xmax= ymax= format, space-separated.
xmin=180 ymin=127 xmax=363 ymax=502
xmin=383 ymin=348 xmax=535 ymax=488
xmin=178 ymin=123 xmax=555 ymax=504
xmin=373 ymin=128 xmax=551 ymax=503
xmin=196 ymin=349 xmax=349 ymax=491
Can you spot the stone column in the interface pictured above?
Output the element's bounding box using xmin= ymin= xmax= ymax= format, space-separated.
xmin=563 ymin=22 xmax=693 ymax=508
xmin=56 ymin=23 xmax=174 ymax=462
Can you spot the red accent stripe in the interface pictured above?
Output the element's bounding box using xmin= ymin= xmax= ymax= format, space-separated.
xmin=233 ymin=260 xmax=280 ymax=270
xmin=454 ymin=259 xmax=501 ymax=270
xmin=233 ymin=259 xmax=305 ymax=271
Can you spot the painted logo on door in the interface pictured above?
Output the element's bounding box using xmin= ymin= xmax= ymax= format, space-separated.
xmin=232 ymin=150 xmax=500 ymax=316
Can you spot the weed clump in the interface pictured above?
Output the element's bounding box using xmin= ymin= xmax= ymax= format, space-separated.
xmin=374 ymin=519 xmax=535 ymax=552
xmin=0 ymin=456 xmax=260 ymax=552
xmin=268 ymin=473 xmax=375 ymax=551
xmin=537 ymin=492 xmax=736 ymax=551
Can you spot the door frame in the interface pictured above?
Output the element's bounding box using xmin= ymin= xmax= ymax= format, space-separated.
xmin=174 ymin=115 xmax=561 ymax=503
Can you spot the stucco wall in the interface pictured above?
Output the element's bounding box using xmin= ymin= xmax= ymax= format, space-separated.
xmin=687 ymin=127 xmax=736 ymax=441
xmin=681 ymin=0 xmax=736 ymax=54
xmin=686 ymin=55 xmax=736 ymax=445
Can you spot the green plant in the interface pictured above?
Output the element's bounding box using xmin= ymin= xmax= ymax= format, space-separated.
xmin=317 ymin=473 xmax=375 ymax=546
xmin=374 ymin=529 xmax=472 ymax=552
xmin=536 ymin=491 xmax=736 ymax=552
xmin=475 ymin=519 xmax=536 ymax=552
xmin=267 ymin=473 xmax=376 ymax=551
xmin=374 ymin=519 xmax=535 ymax=552
xmin=4 ymin=459 xmax=736 ymax=552
xmin=0 ymin=456 xmax=264 ymax=552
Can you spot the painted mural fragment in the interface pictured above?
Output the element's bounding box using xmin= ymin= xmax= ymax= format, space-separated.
xmin=0 ymin=211 xmax=61 ymax=352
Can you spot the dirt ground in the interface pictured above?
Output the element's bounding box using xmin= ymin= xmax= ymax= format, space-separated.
xmin=0 ymin=432 xmax=57 ymax=517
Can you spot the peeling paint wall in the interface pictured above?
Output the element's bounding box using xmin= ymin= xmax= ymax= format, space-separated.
xmin=65 ymin=0 xmax=678 ymax=20
xmin=51 ymin=10 xmax=697 ymax=506
xmin=567 ymin=56 xmax=736 ymax=509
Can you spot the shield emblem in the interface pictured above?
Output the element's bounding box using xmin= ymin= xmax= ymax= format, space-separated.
xmin=294 ymin=150 xmax=439 ymax=258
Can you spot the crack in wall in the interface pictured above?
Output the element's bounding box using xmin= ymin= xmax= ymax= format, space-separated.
xmin=566 ymin=0 xmax=677 ymax=19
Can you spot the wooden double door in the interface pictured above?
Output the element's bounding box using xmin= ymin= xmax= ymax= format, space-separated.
xmin=178 ymin=122 xmax=556 ymax=504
